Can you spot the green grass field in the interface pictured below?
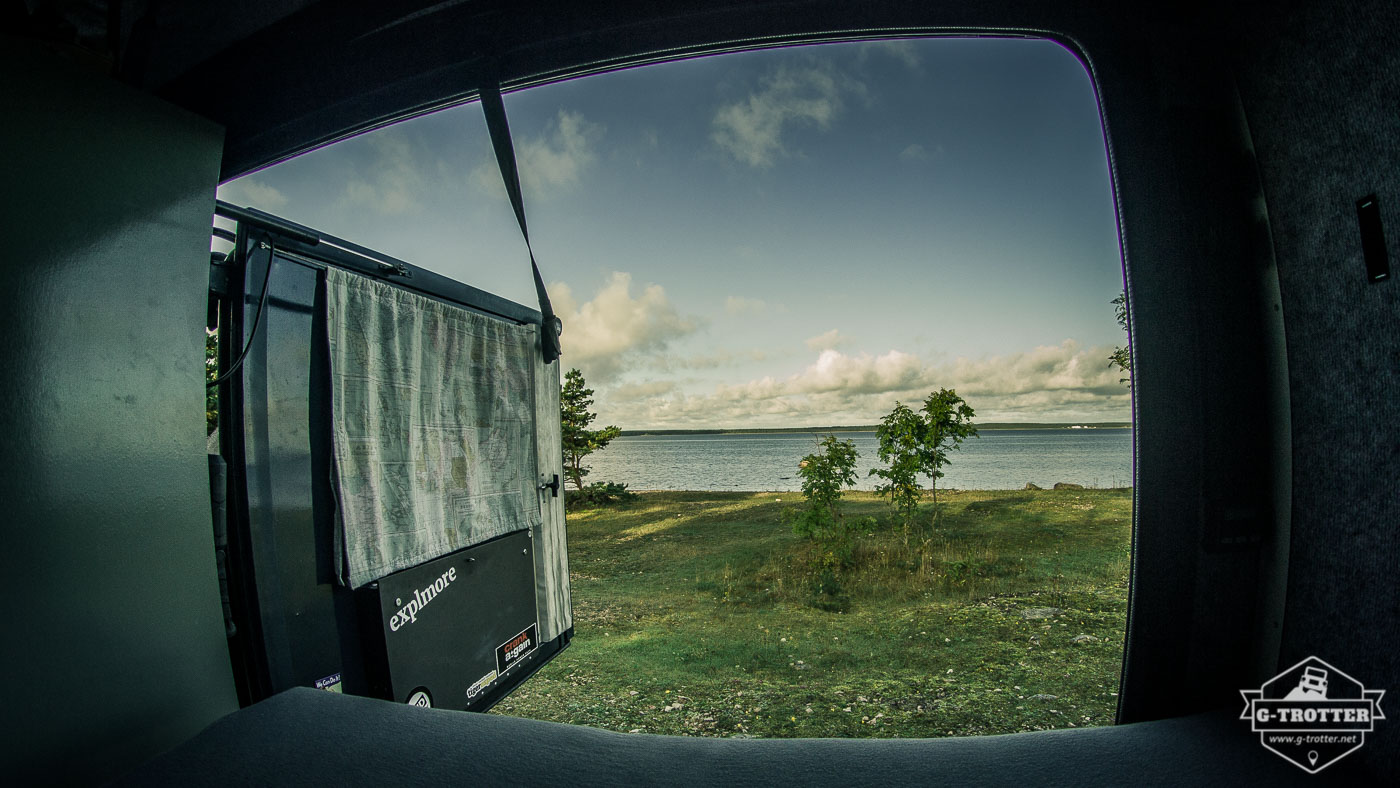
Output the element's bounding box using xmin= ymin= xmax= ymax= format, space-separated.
xmin=492 ymin=489 xmax=1132 ymax=738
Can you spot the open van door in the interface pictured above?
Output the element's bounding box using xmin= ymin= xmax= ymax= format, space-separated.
xmin=208 ymin=202 xmax=571 ymax=711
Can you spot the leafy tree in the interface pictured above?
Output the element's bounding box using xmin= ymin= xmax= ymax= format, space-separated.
xmin=870 ymin=389 xmax=978 ymax=535
xmin=1108 ymin=290 xmax=1131 ymax=385
xmin=788 ymin=436 xmax=860 ymax=545
xmin=206 ymin=329 xmax=218 ymax=436
xmin=560 ymin=368 xmax=621 ymax=490
xmin=785 ymin=435 xmax=870 ymax=577
xmin=869 ymin=402 xmax=924 ymax=532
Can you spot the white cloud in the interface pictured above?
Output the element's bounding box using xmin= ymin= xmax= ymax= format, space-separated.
xmin=550 ymin=272 xmax=699 ymax=383
xmin=724 ymin=296 xmax=767 ymax=316
xmin=610 ymin=380 xmax=678 ymax=401
xmin=860 ymin=40 xmax=922 ymax=70
xmin=899 ymin=143 xmax=930 ymax=162
xmin=711 ymin=64 xmax=858 ymax=168
xmin=804 ymin=329 xmax=849 ymax=351
xmin=341 ymin=131 xmax=429 ymax=216
xmin=645 ymin=348 xmax=770 ymax=373
xmin=474 ymin=109 xmax=603 ymax=197
xmin=217 ymin=177 xmax=288 ymax=210
xmin=592 ymin=340 xmax=1131 ymax=429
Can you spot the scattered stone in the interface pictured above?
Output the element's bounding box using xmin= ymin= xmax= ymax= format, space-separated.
xmin=1053 ymin=482 xmax=1085 ymax=490
xmin=1030 ymin=694 xmax=1059 ymax=701
xmin=1071 ymin=634 xmax=1099 ymax=644
xmin=1024 ymin=482 xmax=1043 ymax=490
xmin=1019 ymin=607 xmax=1063 ymax=620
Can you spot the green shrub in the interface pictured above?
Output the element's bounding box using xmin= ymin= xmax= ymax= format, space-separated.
xmin=784 ymin=436 xmax=875 ymax=603
xmin=565 ymin=481 xmax=638 ymax=511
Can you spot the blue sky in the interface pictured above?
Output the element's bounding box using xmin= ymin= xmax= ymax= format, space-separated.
xmin=219 ymin=37 xmax=1130 ymax=429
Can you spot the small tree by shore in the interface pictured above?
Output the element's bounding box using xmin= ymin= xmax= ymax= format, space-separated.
xmin=561 ymin=368 xmax=621 ymax=491
xmin=785 ymin=435 xmax=873 ymax=605
xmin=1108 ymin=290 xmax=1131 ymax=386
xmin=870 ymin=388 xmax=978 ymax=537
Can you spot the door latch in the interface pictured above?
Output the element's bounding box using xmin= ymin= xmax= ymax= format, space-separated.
xmin=538 ymin=474 xmax=560 ymax=498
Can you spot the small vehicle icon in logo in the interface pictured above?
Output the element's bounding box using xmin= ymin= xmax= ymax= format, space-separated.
xmin=1241 ymin=657 xmax=1385 ymax=773
xmin=1283 ymin=666 xmax=1329 ymax=701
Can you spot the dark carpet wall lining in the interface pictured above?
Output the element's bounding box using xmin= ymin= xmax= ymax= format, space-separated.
xmin=1232 ymin=0 xmax=1400 ymax=773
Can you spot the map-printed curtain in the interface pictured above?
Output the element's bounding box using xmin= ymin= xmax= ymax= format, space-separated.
xmin=325 ymin=267 xmax=542 ymax=588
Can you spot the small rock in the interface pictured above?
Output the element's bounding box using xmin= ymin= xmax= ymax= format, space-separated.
xmin=1030 ymin=694 xmax=1059 ymax=701
xmin=1053 ymin=482 xmax=1085 ymax=490
xmin=1071 ymin=634 xmax=1099 ymax=644
xmin=1019 ymin=607 xmax=1063 ymax=620
xmin=1024 ymin=482 xmax=1043 ymax=490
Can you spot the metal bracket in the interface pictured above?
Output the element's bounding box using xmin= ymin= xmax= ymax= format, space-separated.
xmin=378 ymin=260 xmax=411 ymax=278
xmin=538 ymin=474 xmax=560 ymax=498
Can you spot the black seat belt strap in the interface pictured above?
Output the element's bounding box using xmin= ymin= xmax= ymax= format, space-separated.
xmin=479 ymin=77 xmax=563 ymax=363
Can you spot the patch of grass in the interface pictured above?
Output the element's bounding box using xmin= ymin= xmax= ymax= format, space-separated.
xmin=492 ymin=489 xmax=1132 ymax=738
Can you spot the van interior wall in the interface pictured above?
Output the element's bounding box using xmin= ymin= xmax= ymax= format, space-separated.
xmin=0 ymin=40 xmax=237 ymax=783
xmin=1085 ymin=18 xmax=1294 ymax=724
xmin=1231 ymin=0 xmax=1400 ymax=771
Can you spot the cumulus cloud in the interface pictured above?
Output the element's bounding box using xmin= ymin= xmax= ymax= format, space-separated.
xmin=595 ymin=340 xmax=1131 ymax=429
xmin=899 ymin=143 xmax=930 ymax=162
xmin=550 ymin=272 xmax=699 ymax=383
xmin=859 ymin=39 xmax=922 ymax=70
xmin=475 ymin=109 xmax=603 ymax=196
xmin=724 ymin=296 xmax=767 ymax=316
xmin=711 ymin=64 xmax=859 ymax=168
xmin=340 ymin=130 xmax=431 ymax=216
xmin=804 ymin=329 xmax=849 ymax=351
xmin=646 ymin=348 xmax=770 ymax=373
xmin=217 ymin=177 xmax=288 ymax=210
xmin=610 ymin=380 xmax=678 ymax=401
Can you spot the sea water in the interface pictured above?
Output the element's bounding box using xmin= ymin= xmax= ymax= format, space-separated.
xmin=582 ymin=428 xmax=1133 ymax=492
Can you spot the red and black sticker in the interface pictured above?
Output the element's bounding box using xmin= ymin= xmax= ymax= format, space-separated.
xmin=496 ymin=623 xmax=538 ymax=674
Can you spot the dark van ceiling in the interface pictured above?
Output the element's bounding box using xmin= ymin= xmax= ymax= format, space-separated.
xmin=18 ymin=0 xmax=1235 ymax=180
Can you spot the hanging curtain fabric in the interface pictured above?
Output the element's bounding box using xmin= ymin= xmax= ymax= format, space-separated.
xmin=325 ymin=266 xmax=543 ymax=588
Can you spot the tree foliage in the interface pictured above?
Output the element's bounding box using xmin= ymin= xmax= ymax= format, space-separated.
xmin=785 ymin=435 xmax=868 ymax=572
xmin=869 ymin=389 xmax=978 ymax=534
xmin=560 ymin=368 xmax=621 ymax=490
xmin=206 ymin=329 xmax=218 ymax=436
xmin=1108 ymin=290 xmax=1132 ymax=385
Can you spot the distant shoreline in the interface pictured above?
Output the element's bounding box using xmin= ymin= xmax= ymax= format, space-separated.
xmin=619 ymin=422 xmax=1133 ymax=437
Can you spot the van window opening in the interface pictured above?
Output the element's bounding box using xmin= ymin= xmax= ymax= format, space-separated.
xmin=216 ymin=36 xmax=1132 ymax=738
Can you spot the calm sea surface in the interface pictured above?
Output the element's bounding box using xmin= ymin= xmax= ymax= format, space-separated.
xmin=584 ymin=429 xmax=1133 ymax=492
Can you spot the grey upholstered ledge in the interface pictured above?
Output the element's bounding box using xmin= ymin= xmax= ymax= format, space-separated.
xmin=114 ymin=687 xmax=1373 ymax=786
